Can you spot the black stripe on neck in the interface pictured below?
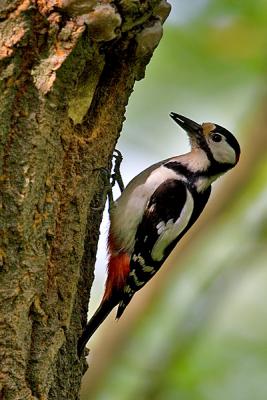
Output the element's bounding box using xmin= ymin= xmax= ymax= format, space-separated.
xmin=164 ymin=160 xmax=233 ymax=181
xmin=196 ymin=137 xmax=214 ymax=163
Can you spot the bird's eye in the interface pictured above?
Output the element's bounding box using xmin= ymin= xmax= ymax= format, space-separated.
xmin=211 ymin=133 xmax=222 ymax=142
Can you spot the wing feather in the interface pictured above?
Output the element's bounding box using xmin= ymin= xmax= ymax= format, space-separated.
xmin=117 ymin=179 xmax=189 ymax=317
xmin=116 ymin=179 xmax=211 ymax=318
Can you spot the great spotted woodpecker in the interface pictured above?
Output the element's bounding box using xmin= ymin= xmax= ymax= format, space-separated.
xmin=78 ymin=113 xmax=240 ymax=356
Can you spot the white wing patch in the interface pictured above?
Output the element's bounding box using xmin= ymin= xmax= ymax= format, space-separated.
xmin=132 ymin=253 xmax=146 ymax=267
xmin=151 ymin=189 xmax=194 ymax=262
xmin=132 ymin=253 xmax=155 ymax=274
xmin=156 ymin=219 xmax=174 ymax=235
xmin=129 ymin=270 xmax=144 ymax=287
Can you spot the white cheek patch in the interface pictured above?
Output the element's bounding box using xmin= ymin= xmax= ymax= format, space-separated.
xmin=210 ymin=137 xmax=236 ymax=165
xmin=151 ymin=189 xmax=194 ymax=262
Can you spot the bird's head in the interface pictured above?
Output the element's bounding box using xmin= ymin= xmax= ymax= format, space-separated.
xmin=170 ymin=112 xmax=240 ymax=172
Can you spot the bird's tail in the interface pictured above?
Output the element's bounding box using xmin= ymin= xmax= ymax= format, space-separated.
xmin=77 ymin=297 xmax=118 ymax=357
xmin=77 ymin=231 xmax=130 ymax=357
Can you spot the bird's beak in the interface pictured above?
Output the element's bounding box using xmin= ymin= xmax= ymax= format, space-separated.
xmin=170 ymin=112 xmax=202 ymax=135
xmin=170 ymin=113 xmax=204 ymax=148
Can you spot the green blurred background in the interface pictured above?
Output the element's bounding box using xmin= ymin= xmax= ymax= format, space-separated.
xmin=81 ymin=1 xmax=267 ymax=399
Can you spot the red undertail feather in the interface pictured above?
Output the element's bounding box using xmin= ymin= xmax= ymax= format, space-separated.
xmin=103 ymin=231 xmax=130 ymax=301
xmin=77 ymin=231 xmax=130 ymax=356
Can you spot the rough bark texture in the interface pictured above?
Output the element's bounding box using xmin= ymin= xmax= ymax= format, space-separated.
xmin=0 ymin=1 xmax=171 ymax=399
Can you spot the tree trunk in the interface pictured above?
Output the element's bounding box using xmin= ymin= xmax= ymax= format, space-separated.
xmin=0 ymin=1 xmax=170 ymax=398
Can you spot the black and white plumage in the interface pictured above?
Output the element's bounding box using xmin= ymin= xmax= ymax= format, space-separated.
xmin=116 ymin=179 xmax=211 ymax=318
xmin=78 ymin=113 xmax=240 ymax=356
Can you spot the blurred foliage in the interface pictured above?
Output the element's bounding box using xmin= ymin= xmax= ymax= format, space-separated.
xmin=121 ymin=0 xmax=267 ymax=156
xmin=81 ymin=1 xmax=267 ymax=399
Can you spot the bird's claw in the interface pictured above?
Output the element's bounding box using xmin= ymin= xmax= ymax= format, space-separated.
xmin=91 ymin=149 xmax=124 ymax=212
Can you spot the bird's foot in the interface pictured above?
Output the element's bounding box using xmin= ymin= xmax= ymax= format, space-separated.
xmin=91 ymin=149 xmax=124 ymax=212
xmin=111 ymin=149 xmax=124 ymax=193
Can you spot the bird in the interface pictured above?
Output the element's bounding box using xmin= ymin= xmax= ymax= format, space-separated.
xmin=77 ymin=113 xmax=240 ymax=356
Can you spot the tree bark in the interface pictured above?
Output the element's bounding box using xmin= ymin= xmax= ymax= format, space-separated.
xmin=0 ymin=1 xmax=170 ymax=398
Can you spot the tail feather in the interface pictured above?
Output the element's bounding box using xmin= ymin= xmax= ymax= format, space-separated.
xmin=77 ymin=297 xmax=118 ymax=357
xmin=116 ymin=299 xmax=129 ymax=320
xmin=78 ymin=231 xmax=131 ymax=357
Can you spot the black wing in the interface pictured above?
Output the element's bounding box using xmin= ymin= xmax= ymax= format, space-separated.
xmin=116 ymin=179 xmax=211 ymax=318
